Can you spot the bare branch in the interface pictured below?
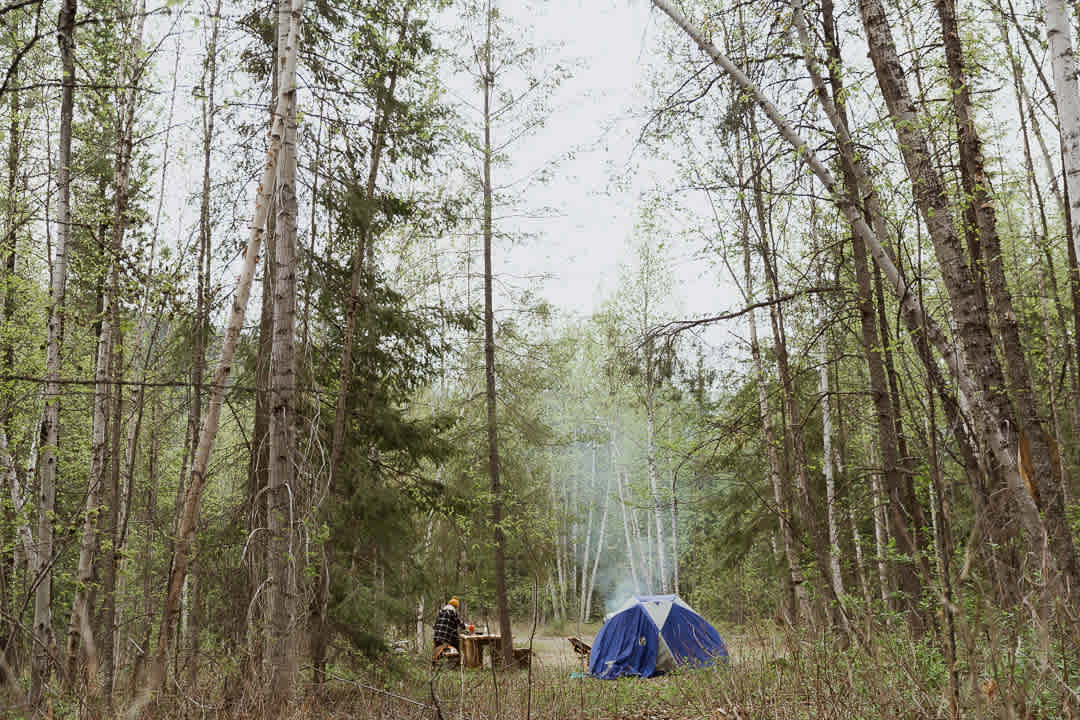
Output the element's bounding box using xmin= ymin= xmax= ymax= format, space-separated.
xmin=648 ymin=285 xmax=840 ymax=338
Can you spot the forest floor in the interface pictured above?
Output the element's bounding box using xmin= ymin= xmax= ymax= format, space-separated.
xmin=291 ymin=623 xmax=773 ymax=720
xmin=519 ymin=621 xmax=603 ymax=667
xmin=269 ymin=621 xmax=1074 ymax=720
xmin=5 ymin=622 xmax=1073 ymax=718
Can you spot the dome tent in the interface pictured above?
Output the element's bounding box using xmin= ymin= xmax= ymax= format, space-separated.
xmin=588 ymin=594 xmax=728 ymax=679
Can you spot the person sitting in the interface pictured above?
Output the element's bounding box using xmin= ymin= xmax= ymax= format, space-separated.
xmin=433 ymin=596 xmax=468 ymax=650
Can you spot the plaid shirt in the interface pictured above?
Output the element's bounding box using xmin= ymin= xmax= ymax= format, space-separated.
xmin=433 ymin=605 xmax=465 ymax=647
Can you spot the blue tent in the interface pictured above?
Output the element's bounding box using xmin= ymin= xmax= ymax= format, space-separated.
xmin=588 ymin=594 xmax=728 ymax=679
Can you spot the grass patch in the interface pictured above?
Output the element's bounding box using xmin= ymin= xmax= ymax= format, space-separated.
xmin=5 ymin=620 xmax=1078 ymax=718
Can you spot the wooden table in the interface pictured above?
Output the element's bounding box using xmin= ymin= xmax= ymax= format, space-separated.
xmin=460 ymin=634 xmax=501 ymax=668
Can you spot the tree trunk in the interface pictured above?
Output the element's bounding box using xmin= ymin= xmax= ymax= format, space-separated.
xmin=1001 ymin=18 xmax=1080 ymax=459
xmin=1065 ymin=192 xmax=1080 ymax=479
xmin=748 ymin=122 xmax=845 ymax=633
xmin=667 ymin=422 xmax=678 ymax=596
xmin=1034 ymin=232 xmax=1069 ymax=505
xmin=935 ymin=0 xmax=1076 ymax=594
xmin=848 ymin=500 xmax=873 ymax=609
xmin=553 ymin=469 xmax=566 ymax=622
xmin=644 ymin=359 xmax=666 ymax=592
xmin=1000 ymin=12 xmax=1080 ymax=456
xmin=635 ymin=499 xmax=650 ymax=590
xmin=857 ymin=0 xmax=1048 ymax=544
xmin=267 ymin=0 xmax=300 ymax=694
xmin=568 ymin=474 xmax=579 ymax=609
xmin=247 ymin=175 xmax=275 ymax=677
xmin=101 ymin=5 xmax=148 ymax=697
xmin=131 ymin=396 xmax=159 ymax=695
xmin=796 ymin=0 xmax=1014 ymax=600
xmin=1045 ymin=0 xmax=1080 ymax=258
xmin=415 ymin=510 xmax=436 ymax=651
xmin=925 ymin=391 xmax=961 ymax=718
xmin=614 ymin=450 xmax=641 ymax=594
xmin=584 ymin=467 xmax=611 ymax=620
xmin=65 ymin=8 xmax=147 ymax=680
xmin=1 ymin=424 xmax=35 ymax=677
xmin=799 ymin=0 xmax=925 ymax=625
xmin=578 ymin=443 xmax=596 ymax=623
xmin=645 ymin=510 xmax=653 ymax=589
xmin=31 ymin=0 xmax=77 ymax=707
xmin=481 ymin=2 xmax=513 ymax=667
xmin=100 ymin=338 xmax=124 ymax=699
xmin=143 ymin=0 xmax=305 ymax=702
xmin=245 ymin=0 xmax=284 ymax=679
xmin=869 ymin=448 xmax=891 ymax=606
xmin=65 ymin=255 xmax=114 ymax=696
xmin=734 ymin=129 xmax=808 ymax=624
xmin=653 ymin=5 xmax=959 ymax=629
xmin=818 ymin=333 xmax=845 ymax=599
xmin=0 ymin=58 xmax=23 ymax=681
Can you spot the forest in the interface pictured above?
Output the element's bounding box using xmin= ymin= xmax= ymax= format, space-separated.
xmin=0 ymin=0 xmax=1079 ymax=717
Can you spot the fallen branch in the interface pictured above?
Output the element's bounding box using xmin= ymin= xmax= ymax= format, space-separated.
xmin=318 ymin=667 xmax=433 ymax=710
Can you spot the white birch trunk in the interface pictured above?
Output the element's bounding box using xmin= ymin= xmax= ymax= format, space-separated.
xmin=568 ymin=473 xmax=578 ymax=612
xmin=585 ymin=468 xmax=612 ymax=619
xmin=553 ymin=469 xmax=566 ymax=622
xmin=849 ymin=500 xmax=873 ymax=607
xmin=870 ymin=463 xmax=890 ymax=605
xmin=1 ymin=431 xmax=34 ymax=563
xmin=667 ymin=422 xmax=678 ymax=595
xmin=751 ymin=315 xmax=810 ymax=618
xmin=615 ymin=470 xmax=641 ymax=594
xmin=736 ymin=130 xmax=810 ymax=623
xmin=578 ymin=443 xmax=596 ymax=622
xmin=1045 ymin=0 xmax=1080 ymax=259
xmin=67 ymin=0 xmax=147 ymax=685
xmin=645 ymin=393 xmax=666 ymax=592
xmin=547 ymin=572 xmax=559 ymax=625
xmin=635 ymin=498 xmax=650 ymax=590
xmin=13 ymin=400 xmax=41 ymax=591
xmin=416 ymin=509 xmax=435 ymax=651
xmin=819 ymin=334 xmax=845 ymax=598
xmin=64 ymin=298 xmax=112 ymax=686
xmin=180 ymin=573 xmax=190 ymax=660
xmin=555 ymin=530 xmax=566 ymax=620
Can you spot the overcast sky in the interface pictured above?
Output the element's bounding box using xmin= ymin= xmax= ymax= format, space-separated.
xmin=487 ymin=0 xmax=740 ymax=327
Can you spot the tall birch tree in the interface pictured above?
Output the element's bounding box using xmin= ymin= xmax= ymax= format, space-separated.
xmin=30 ymin=0 xmax=77 ymax=708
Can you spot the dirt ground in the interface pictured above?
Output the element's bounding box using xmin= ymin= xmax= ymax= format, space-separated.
xmin=487 ymin=622 xmax=605 ymax=669
xmin=475 ymin=621 xmax=751 ymax=669
xmin=510 ymin=621 xmax=749 ymax=669
xmin=521 ymin=632 xmax=588 ymax=668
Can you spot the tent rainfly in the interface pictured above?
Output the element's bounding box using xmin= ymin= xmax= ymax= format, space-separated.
xmin=588 ymin=594 xmax=728 ymax=679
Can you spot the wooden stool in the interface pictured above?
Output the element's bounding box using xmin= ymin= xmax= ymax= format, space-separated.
xmin=568 ymin=636 xmax=591 ymax=660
